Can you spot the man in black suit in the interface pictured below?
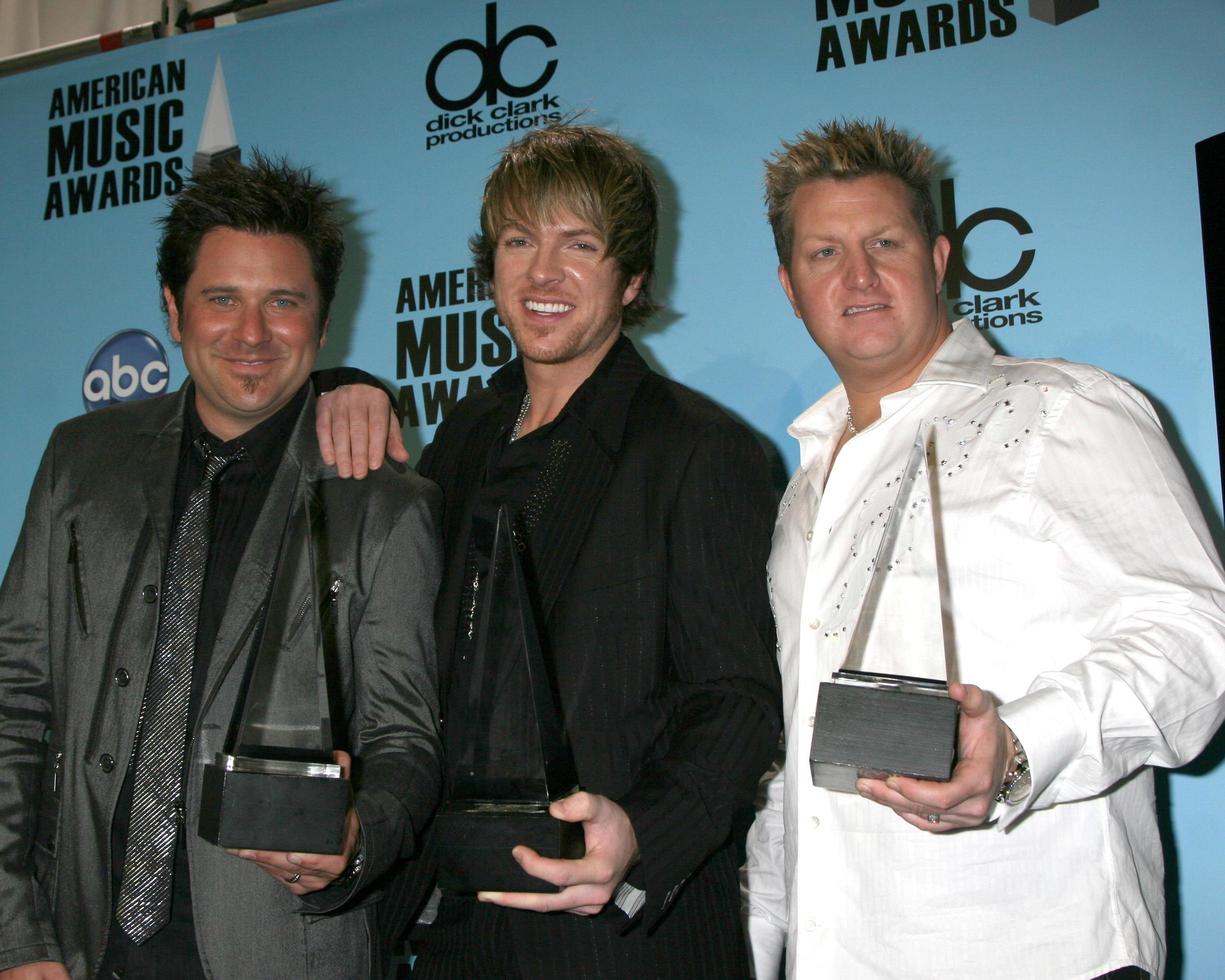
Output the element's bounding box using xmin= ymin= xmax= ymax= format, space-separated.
xmin=322 ymin=123 xmax=781 ymax=976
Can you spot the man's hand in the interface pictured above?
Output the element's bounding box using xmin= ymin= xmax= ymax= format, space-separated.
xmin=478 ymin=792 xmax=639 ymax=916
xmin=0 ymin=964 xmax=70 ymax=980
xmin=856 ymin=682 xmax=1011 ymax=832
xmin=316 ymin=385 xmax=408 ymax=479
xmin=227 ymin=750 xmax=362 ymax=895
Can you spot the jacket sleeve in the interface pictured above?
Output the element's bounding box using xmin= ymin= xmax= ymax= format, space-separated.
xmin=0 ymin=435 xmax=65 ymax=970
xmin=615 ymin=418 xmax=782 ymax=926
xmin=997 ymin=373 xmax=1225 ymax=828
xmin=302 ymin=479 xmax=445 ymax=912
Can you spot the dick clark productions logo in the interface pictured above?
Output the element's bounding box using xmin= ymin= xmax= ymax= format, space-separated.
xmin=939 ymin=179 xmax=1043 ymax=330
xmin=426 ymin=2 xmax=556 ymax=110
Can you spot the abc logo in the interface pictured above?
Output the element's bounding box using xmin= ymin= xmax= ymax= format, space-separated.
xmin=82 ymin=330 xmax=170 ymax=411
xmin=426 ymin=2 xmax=557 ymax=111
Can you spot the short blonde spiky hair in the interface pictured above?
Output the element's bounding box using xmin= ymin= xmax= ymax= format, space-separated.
xmin=471 ymin=123 xmax=659 ymax=327
xmin=764 ymin=119 xmax=938 ymax=265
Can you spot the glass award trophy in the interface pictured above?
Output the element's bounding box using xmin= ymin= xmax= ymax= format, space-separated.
xmin=198 ymin=483 xmax=349 ymax=853
xmin=809 ymin=428 xmax=959 ymax=792
xmin=435 ymin=505 xmax=584 ymax=893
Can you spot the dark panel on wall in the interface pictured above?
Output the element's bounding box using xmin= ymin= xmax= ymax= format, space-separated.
xmin=1197 ymin=132 xmax=1225 ymax=492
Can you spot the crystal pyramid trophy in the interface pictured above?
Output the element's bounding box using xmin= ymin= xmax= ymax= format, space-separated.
xmin=435 ymin=505 xmax=584 ymax=892
xmin=198 ymin=483 xmax=349 ymax=853
xmin=809 ymin=428 xmax=959 ymax=792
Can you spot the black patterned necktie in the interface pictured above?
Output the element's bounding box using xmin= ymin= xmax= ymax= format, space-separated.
xmin=116 ymin=439 xmax=245 ymax=944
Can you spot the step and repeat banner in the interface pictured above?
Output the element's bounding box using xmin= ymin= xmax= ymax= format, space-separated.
xmin=2 ymin=0 xmax=1223 ymax=971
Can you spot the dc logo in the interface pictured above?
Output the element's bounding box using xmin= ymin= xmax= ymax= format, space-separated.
xmin=426 ymin=2 xmax=557 ymax=111
xmin=939 ymin=178 xmax=1035 ymax=300
xmin=82 ymin=330 xmax=170 ymax=411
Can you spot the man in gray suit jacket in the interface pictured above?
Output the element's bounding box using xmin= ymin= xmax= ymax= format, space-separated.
xmin=0 ymin=155 xmax=442 ymax=979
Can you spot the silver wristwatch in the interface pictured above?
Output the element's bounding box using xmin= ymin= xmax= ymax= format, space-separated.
xmin=995 ymin=731 xmax=1031 ymax=805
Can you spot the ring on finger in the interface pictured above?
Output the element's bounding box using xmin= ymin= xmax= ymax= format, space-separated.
xmin=925 ymin=813 xmax=941 ymax=825
xmin=288 ymin=871 xmax=302 ymax=884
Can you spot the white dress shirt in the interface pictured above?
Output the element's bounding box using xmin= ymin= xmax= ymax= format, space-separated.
xmin=744 ymin=320 xmax=1225 ymax=979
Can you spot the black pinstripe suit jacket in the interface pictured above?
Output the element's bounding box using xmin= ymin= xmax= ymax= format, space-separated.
xmin=405 ymin=336 xmax=781 ymax=977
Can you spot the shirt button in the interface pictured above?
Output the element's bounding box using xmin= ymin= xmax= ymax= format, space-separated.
xmin=811 ymin=816 xmax=821 ymax=828
xmin=805 ymin=529 xmax=813 ymax=541
xmin=114 ymin=668 xmax=130 ymax=687
xmin=142 ymin=584 xmax=158 ymax=603
xmin=808 ymin=619 xmax=821 ymax=630
xmin=805 ymin=918 xmax=817 ymax=933
xmin=98 ymin=753 xmax=115 ymax=772
xmin=808 ymin=714 xmax=815 ymax=728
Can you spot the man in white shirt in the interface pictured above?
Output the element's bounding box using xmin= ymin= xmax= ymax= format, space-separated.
xmin=742 ymin=118 xmax=1225 ymax=979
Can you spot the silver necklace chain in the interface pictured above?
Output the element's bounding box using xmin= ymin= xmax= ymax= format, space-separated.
xmin=845 ymin=406 xmax=858 ymax=435
xmin=510 ymin=391 xmax=532 ymax=441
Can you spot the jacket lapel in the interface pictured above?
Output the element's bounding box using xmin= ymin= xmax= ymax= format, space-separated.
xmin=138 ymin=387 xmax=192 ymax=559
xmin=524 ymin=338 xmax=651 ymax=621
xmin=198 ymin=391 xmax=320 ymax=716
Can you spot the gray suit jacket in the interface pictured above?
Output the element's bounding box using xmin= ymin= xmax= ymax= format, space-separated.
xmin=0 ymin=385 xmax=443 ymax=979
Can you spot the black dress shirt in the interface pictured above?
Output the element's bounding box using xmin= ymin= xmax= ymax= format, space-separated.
xmin=442 ymin=351 xmax=619 ymax=831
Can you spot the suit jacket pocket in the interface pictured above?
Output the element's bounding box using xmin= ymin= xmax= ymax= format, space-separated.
xmin=67 ymin=521 xmax=89 ymax=636
xmin=34 ymin=745 xmax=63 ymax=855
xmin=283 ymin=575 xmax=342 ymax=647
xmin=284 ymin=591 xmax=315 ymax=647
xmin=33 ymin=744 xmax=63 ymax=907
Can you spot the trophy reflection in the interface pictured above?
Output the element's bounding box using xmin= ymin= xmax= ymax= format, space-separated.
xmin=198 ymin=483 xmax=349 ymax=854
xmin=435 ymin=505 xmax=584 ymax=893
xmin=809 ymin=430 xmax=959 ymax=791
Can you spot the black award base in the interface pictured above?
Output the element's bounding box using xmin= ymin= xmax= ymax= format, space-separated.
xmin=809 ymin=671 xmax=959 ymax=792
xmin=435 ymin=801 xmax=586 ymax=893
xmin=198 ymin=754 xmax=349 ymax=853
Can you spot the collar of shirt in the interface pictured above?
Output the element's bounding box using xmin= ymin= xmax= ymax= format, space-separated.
xmin=788 ymin=319 xmax=996 ymax=453
xmin=489 ymin=334 xmax=628 ymax=442
xmin=181 ymin=383 xmax=309 ymax=478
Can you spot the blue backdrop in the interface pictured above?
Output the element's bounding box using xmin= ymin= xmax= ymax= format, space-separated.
xmin=2 ymin=0 xmax=1222 ymax=973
